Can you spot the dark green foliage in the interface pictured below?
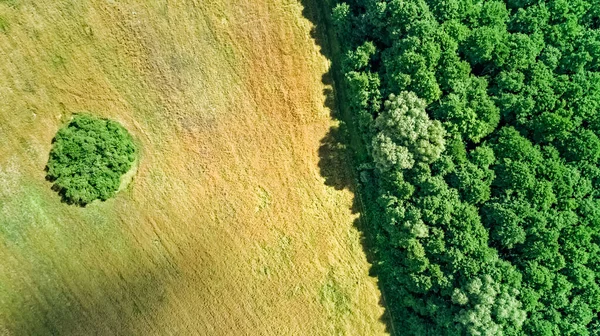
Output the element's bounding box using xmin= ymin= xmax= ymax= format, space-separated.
xmin=333 ymin=0 xmax=600 ymax=334
xmin=46 ymin=115 xmax=136 ymax=206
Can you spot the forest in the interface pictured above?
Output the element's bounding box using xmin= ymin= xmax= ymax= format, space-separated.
xmin=331 ymin=0 xmax=600 ymax=334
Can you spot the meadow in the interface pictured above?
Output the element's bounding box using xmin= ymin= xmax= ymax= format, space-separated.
xmin=0 ymin=0 xmax=388 ymax=334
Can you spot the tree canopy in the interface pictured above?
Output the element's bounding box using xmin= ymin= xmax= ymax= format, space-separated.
xmin=46 ymin=115 xmax=137 ymax=206
xmin=333 ymin=0 xmax=600 ymax=334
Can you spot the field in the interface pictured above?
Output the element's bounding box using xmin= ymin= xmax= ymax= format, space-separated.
xmin=0 ymin=0 xmax=388 ymax=334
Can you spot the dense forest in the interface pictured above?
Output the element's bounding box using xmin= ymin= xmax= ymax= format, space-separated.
xmin=331 ymin=0 xmax=600 ymax=334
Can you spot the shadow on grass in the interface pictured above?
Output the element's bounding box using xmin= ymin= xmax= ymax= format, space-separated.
xmin=4 ymin=258 xmax=172 ymax=335
xmin=318 ymin=122 xmax=352 ymax=191
xmin=300 ymin=1 xmax=398 ymax=335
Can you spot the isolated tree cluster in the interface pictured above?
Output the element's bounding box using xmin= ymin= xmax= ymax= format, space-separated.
xmin=333 ymin=0 xmax=600 ymax=334
xmin=46 ymin=115 xmax=136 ymax=206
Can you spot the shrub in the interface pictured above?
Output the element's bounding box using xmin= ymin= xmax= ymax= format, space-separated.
xmin=46 ymin=114 xmax=137 ymax=205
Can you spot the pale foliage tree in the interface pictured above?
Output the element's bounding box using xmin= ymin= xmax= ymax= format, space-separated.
xmin=372 ymin=91 xmax=445 ymax=172
xmin=456 ymin=275 xmax=526 ymax=336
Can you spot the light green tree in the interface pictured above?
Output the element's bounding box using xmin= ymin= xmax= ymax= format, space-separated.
xmin=372 ymin=91 xmax=445 ymax=173
xmin=456 ymin=275 xmax=526 ymax=336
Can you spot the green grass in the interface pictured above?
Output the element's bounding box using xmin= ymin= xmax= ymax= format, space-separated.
xmin=0 ymin=16 xmax=8 ymax=33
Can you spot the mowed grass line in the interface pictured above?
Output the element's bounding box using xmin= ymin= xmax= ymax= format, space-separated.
xmin=0 ymin=0 xmax=387 ymax=335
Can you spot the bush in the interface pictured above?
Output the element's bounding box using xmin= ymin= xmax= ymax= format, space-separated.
xmin=46 ymin=114 xmax=137 ymax=205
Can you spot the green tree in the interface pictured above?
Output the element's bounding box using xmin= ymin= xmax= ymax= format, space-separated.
xmin=46 ymin=114 xmax=137 ymax=205
xmin=372 ymin=91 xmax=445 ymax=173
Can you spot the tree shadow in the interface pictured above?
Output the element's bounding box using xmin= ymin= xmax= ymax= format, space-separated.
xmin=302 ymin=0 xmax=397 ymax=335
xmin=3 ymin=257 xmax=172 ymax=335
xmin=318 ymin=122 xmax=352 ymax=191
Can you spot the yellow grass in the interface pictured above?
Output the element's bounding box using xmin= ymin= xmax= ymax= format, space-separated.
xmin=0 ymin=0 xmax=388 ymax=334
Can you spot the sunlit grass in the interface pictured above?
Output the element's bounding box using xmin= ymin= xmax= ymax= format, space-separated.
xmin=0 ymin=0 xmax=387 ymax=334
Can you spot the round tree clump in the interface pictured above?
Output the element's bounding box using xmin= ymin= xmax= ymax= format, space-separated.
xmin=46 ymin=114 xmax=137 ymax=205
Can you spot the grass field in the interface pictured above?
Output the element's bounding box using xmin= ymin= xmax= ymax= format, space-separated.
xmin=0 ymin=0 xmax=388 ymax=334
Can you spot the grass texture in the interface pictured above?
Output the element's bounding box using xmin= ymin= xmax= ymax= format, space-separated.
xmin=0 ymin=0 xmax=387 ymax=335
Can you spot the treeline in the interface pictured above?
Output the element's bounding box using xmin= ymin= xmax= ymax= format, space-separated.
xmin=331 ymin=0 xmax=600 ymax=334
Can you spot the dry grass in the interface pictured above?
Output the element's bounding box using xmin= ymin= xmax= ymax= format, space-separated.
xmin=0 ymin=0 xmax=387 ymax=335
